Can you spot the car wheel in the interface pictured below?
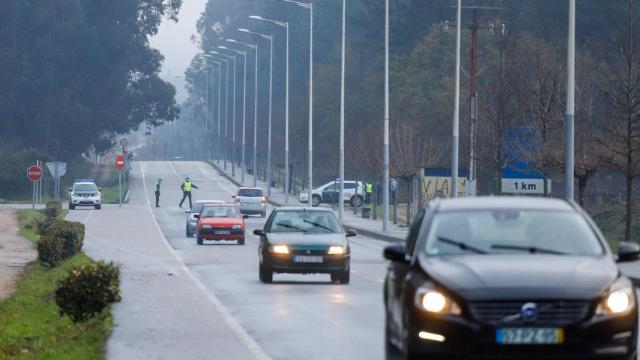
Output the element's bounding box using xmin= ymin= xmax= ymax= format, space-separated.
xmin=385 ymin=318 xmax=402 ymax=360
xmin=331 ymin=270 xmax=350 ymax=284
xmin=95 ymin=204 xmax=101 ymax=210
xmin=261 ymin=211 xmax=266 ymax=218
xmin=259 ymin=263 xmax=273 ymax=283
xmin=69 ymin=204 xmax=75 ymax=210
xmin=312 ymin=195 xmax=321 ymax=207
xmin=186 ymin=227 xmax=192 ymax=237
xmin=350 ymin=195 xmax=363 ymax=208
xmin=238 ymin=238 xmax=245 ymax=245
xmin=197 ymin=236 xmax=203 ymax=245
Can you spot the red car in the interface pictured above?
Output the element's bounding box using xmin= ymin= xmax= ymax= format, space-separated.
xmin=195 ymin=204 xmax=247 ymax=245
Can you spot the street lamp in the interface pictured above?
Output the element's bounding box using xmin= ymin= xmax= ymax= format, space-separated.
xmin=208 ymin=52 xmax=231 ymax=171
xmin=220 ymin=46 xmax=248 ymax=185
xmin=212 ymin=50 xmax=237 ymax=177
xmin=238 ymin=28 xmax=274 ymax=196
xmin=339 ymin=0 xmax=346 ymax=220
xmin=228 ymin=38 xmax=259 ymax=188
xmin=383 ymin=0 xmax=389 ymax=230
xmin=277 ymin=0 xmax=313 ymax=207
xmin=565 ymin=0 xmax=575 ymax=201
xmin=451 ymin=0 xmax=462 ymax=198
xmin=249 ymin=15 xmax=290 ymax=204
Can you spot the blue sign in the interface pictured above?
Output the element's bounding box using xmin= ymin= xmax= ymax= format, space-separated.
xmin=502 ymin=127 xmax=545 ymax=180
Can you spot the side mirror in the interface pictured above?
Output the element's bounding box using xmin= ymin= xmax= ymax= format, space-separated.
xmin=383 ymin=245 xmax=407 ymax=262
xmin=98 ymin=188 xmax=103 ymax=192
xmin=185 ymin=210 xmax=192 ymax=214
xmin=193 ymin=214 xmax=200 ymax=219
xmin=242 ymin=214 xmax=249 ymax=219
xmin=346 ymin=229 xmax=358 ymax=237
xmin=617 ymin=241 xmax=640 ymax=262
xmin=232 ymin=195 xmax=236 ymax=198
xmin=68 ymin=188 xmax=72 ymax=192
xmin=253 ymin=229 xmax=265 ymax=236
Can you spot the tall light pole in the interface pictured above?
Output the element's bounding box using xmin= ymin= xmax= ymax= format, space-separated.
xmin=206 ymin=54 xmax=229 ymax=169
xmin=213 ymin=51 xmax=237 ymax=177
xmin=239 ymin=29 xmax=273 ymax=196
xmin=221 ymin=46 xmax=248 ymax=185
xmin=565 ymin=0 xmax=575 ymax=201
xmin=228 ymin=37 xmax=259 ymax=188
xmin=279 ymin=0 xmax=313 ymax=207
xmin=451 ymin=0 xmax=462 ymax=198
xmin=383 ymin=0 xmax=390 ymax=230
xmin=249 ymin=15 xmax=290 ymax=204
xmin=339 ymin=0 xmax=346 ymax=220
xmin=215 ymin=61 xmax=222 ymax=162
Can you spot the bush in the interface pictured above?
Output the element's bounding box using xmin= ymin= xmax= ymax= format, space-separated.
xmin=37 ymin=234 xmax=65 ymax=268
xmin=44 ymin=201 xmax=62 ymax=219
xmin=45 ymin=220 xmax=85 ymax=258
xmin=36 ymin=217 xmax=56 ymax=235
xmin=55 ymin=261 xmax=121 ymax=322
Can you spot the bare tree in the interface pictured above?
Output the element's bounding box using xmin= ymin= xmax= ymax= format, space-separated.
xmin=598 ymin=0 xmax=640 ymax=241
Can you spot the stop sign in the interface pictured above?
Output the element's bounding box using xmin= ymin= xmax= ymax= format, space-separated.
xmin=115 ymin=155 xmax=125 ymax=170
xmin=27 ymin=165 xmax=43 ymax=182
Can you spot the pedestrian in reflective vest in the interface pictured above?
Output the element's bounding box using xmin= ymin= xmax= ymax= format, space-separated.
xmin=179 ymin=177 xmax=199 ymax=209
xmin=154 ymin=179 xmax=162 ymax=207
xmin=365 ymin=181 xmax=373 ymax=204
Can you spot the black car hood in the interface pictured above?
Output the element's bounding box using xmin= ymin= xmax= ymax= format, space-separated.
xmin=418 ymin=254 xmax=618 ymax=301
xmin=266 ymin=233 xmax=346 ymax=246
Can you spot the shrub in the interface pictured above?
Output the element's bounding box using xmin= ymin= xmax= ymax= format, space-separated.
xmin=45 ymin=220 xmax=85 ymax=259
xmin=36 ymin=217 xmax=56 ymax=235
xmin=44 ymin=201 xmax=62 ymax=219
xmin=55 ymin=261 xmax=121 ymax=322
xmin=37 ymin=234 xmax=65 ymax=268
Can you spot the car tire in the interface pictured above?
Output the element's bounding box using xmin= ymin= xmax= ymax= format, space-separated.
xmin=312 ymin=195 xmax=321 ymax=207
xmin=261 ymin=211 xmax=266 ymax=218
xmin=69 ymin=204 xmax=75 ymax=210
xmin=331 ymin=270 xmax=350 ymax=284
xmin=259 ymin=263 xmax=273 ymax=283
xmin=186 ymin=227 xmax=192 ymax=237
xmin=95 ymin=205 xmax=101 ymax=210
xmin=350 ymin=195 xmax=363 ymax=208
xmin=238 ymin=238 xmax=245 ymax=245
xmin=385 ymin=319 xmax=402 ymax=360
xmin=197 ymin=236 xmax=203 ymax=245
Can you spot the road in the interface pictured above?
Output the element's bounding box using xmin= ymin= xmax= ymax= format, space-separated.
xmin=68 ymin=161 xmax=394 ymax=360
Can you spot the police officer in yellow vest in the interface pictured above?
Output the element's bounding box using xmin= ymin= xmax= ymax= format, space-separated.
xmin=179 ymin=177 xmax=199 ymax=209
xmin=365 ymin=181 xmax=373 ymax=204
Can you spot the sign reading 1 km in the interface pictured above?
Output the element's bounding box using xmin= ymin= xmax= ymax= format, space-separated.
xmin=27 ymin=165 xmax=43 ymax=182
xmin=115 ymin=155 xmax=125 ymax=170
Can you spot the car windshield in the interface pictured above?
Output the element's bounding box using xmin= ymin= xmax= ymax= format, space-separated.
xmin=202 ymin=207 xmax=239 ymax=218
xmin=238 ymin=189 xmax=263 ymax=197
xmin=268 ymin=211 xmax=341 ymax=234
xmin=192 ymin=203 xmax=204 ymax=213
xmin=74 ymin=184 xmax=98 ymax=192
xmin=423 ymin=210 xmax=604 ymax=256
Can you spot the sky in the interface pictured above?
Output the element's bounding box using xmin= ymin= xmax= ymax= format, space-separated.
xmin=149 ymin=0 xmax=208 ymax=104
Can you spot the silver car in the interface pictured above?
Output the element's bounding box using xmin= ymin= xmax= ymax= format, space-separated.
xmin=185 ymin=200 xmax=225 ymax=237
xmin=233 ymin=187 xmax=267 ymax=217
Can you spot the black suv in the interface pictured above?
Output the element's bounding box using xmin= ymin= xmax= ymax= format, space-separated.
xmin=384 ymin=197 xmax=638 ymax=359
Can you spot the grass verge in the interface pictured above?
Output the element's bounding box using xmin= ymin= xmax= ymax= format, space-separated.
xmin=0 ymin=210 xmax=111 ymax=359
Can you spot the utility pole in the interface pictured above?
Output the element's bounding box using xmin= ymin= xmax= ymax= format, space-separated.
xmin=565 ymin=0 xmax=575 ymax=201
xmin=383 ymin=0 xmax=390 ymax=230
xmin=452 ymin=0 xmax=462 ymax=198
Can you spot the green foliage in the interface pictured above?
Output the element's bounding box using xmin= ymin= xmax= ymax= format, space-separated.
xmin=44 ymin=201 xmax=63 ymax=219
xmin=36 ymin=217 xmax=57 ymax=235
xmin=45 ymin=220 xmax=85 ymax=259
xmin=0 ymin=148 xmax=50 ymax=201
xmin=37 ymin=234 xmax=65 ymax=268
xmin=55 ymin=262 xmax=121 ymax=323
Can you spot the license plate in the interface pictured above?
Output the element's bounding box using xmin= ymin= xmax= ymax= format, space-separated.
xmin=215 ymin=230 xmax=231 ymax=235
xmin=293 ymin=255 xmax=323 ymax=264
xmin=496 ymin=328 xmax=563 ymax=345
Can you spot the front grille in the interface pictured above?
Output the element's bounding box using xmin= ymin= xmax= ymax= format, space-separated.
xmin=290 ymin=245 xmax=329 ymax=255
xmin=469 ymin=301 xmax=591 ymax=326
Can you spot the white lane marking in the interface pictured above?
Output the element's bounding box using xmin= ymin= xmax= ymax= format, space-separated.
xmin=168 ymin=161 xmax=179 ymax=178
xmin=141 ymin=162 xmax=270 ymax=360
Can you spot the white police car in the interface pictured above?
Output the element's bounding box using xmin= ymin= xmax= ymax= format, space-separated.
xmin=68 ymin=179 xmax=102 ymax=210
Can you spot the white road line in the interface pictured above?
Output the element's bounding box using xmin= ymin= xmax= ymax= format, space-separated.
xmin=141 ymin=162 xmax=270 ymax=360
xmin=168 ymin=161 xmax=179 ymax=178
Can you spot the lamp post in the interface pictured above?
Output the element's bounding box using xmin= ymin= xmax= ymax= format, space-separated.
xmin=451 ymin=0 xmax=462 ymax=198
xmin=228 ymin=38 xmax=259 ymax=187
xmin=239 ymin=29 xmax=273 ymax=196
xmin=565 ymin=0 xmax=575 ymax=201
xmin=279 ymin=0 xmax=313 ymax=207
xmin=339 ymin=0 xmax=346 ymax=220
xmin=212 ymin=51 xmax=237 ymax=177
xmin=220 ymin=46 xmax=248 ymax=185
xmin=206 ymin=54 xmax=229 ymax=169
xmin=214 ymin=61 xmax=222 ymax=162
xmin=249 ymin=15 xmax=290 ymax=204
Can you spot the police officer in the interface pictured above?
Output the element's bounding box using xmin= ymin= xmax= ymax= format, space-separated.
xmin=390 ymin=177 xmax=398 ymax=205
xmin=365 ymin=181 xmax=373 ymax=205
xmin=178 ymin=177 xmax=199 ymax=209
xmin=154 ymin=179 xmax=162 ymax=207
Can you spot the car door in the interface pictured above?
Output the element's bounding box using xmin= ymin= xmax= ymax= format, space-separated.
xmin=386 ymin=207 xmax=426 ymax=336
xmin=321 ymin=183 xmax=338 ymax=204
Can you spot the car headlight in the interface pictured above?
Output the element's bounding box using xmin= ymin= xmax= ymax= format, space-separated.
xmin=414 ymin=285 xmax=461 ymax=315
xmin=232 ymin=224 xmax=242 ymax=229
xmin=270 ymin=245 xmax=289 ymax=254
xmin=328 ymin=246 xmax=346 ymax=255
xmin=202 ymin=224 xmax=212 ymax=229
xmin=596 ymin=278 xmax=635 ymax=316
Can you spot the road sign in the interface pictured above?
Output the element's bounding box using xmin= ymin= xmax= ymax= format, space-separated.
xmin=120 ymin=138 xmax=128 ymax=147
xmin=27 ymin=165 xmax=43 ymax=182
xmin=115 ymin=155 xmax=125 ymax=170
xmin=502 ymin=178 xmax=552 ymax=194
xmin=46 ymin=162 xmax=67 ymax=201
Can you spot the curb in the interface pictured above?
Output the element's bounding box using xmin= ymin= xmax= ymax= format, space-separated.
xmin=206 ymin=160 xmax=404 ymax=243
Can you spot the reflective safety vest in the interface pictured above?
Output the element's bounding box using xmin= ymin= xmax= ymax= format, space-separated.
xmin=365 ymin=183 xmax=373 ymax=193
xmin=155 ymin=183 xmax=161 ymax=193
xmin=183 ymin=181 xmax=192 ymax=192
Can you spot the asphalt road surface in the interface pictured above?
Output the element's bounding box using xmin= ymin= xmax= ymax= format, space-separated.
xmin=69 ymin=161 xmax=393 ymax=360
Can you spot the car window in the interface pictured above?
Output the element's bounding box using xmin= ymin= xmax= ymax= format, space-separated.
xmin=74 ymin=184 xmax=98 ymax=192
xmin=323 ymin=184 xmax=337 ymax=191
xmin=405 ymin=208 xmax=426 ymax=256
xmin=423 ymin=210 xmax=604 ymax=256
xmin=343 ymin=183 xmax=356 ymax=190
xmin=268 ymin=211 xmax=341 ymax=234
xmin=202 ymin=207 xmax=239 ymax=218
xmin=192 ymin=203 xmax=204 ymax=213
xmin=238 ymin=189 xmax=263 ymax=197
